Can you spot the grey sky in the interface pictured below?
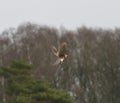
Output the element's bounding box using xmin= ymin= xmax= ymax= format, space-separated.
xmin=0 ymin=0 xmax=120 ymax=32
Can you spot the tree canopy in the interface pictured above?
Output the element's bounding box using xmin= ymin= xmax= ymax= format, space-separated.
xmin=0 ymin=60 xmax=73 ymax=103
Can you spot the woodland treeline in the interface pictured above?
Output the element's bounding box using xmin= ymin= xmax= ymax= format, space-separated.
xmin=0 ymin=22 xmax=120 ymax=103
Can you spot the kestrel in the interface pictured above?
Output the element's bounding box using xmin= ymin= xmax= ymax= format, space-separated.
xmin=51 ymin=42 xmax=68 ymax=65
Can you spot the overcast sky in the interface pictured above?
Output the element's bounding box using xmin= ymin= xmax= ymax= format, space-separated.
xmin=0 ymin=0 xmax=120 ymax=32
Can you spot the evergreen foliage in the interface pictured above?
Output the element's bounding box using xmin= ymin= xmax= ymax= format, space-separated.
xmin=0 ymin=60 xmax=73 ymax=103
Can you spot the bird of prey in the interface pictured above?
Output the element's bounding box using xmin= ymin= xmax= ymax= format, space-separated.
xmin=51 ymin=42 xmax=68 ymax=65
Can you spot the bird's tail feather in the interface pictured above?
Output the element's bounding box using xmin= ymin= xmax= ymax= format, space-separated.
xmin=53 ymin=58 xmax=61 ymax=65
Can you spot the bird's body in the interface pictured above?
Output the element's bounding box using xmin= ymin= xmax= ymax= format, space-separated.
xmin=51 ymin=42 xmax=68 ymax=65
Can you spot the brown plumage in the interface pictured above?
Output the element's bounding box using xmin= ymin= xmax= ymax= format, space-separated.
xmin=51 ymin=42 xmax=68 ymax=65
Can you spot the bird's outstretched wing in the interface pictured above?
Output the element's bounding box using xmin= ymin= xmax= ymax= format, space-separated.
xmin=59 ymin=42 xmax=67 ymax=57
xmin=51 ymin=46 xmax=59 ymax=57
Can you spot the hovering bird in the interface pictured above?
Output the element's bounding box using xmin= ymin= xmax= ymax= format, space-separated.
xmin=51 ymin=42 xmax=68 ymax=65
